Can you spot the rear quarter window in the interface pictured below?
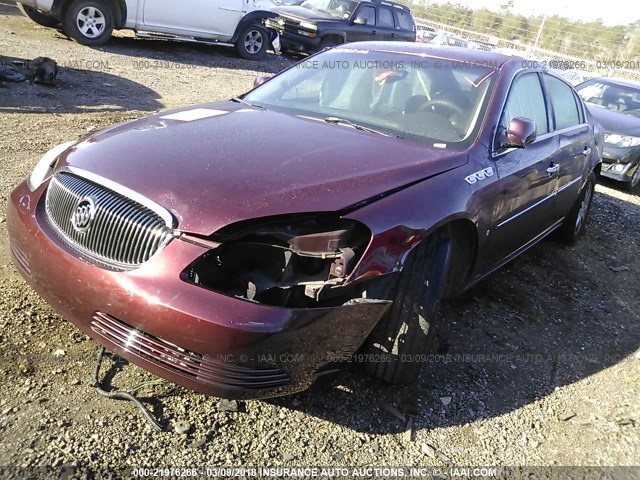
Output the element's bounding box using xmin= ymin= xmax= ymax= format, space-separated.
xmin=394 ymin=9 xmax=414 ymax=30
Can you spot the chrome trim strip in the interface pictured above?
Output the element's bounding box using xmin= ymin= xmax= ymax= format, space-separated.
xmin=60 ymin=166 xmax=176 ymax=228
xmin=556 ymin=176 xmax=582 ymax=194
xmin=469 ymin=216 xmax=565 ymax=289
xmin=495 ymin=175 xmax=583 ymax=229
xmin=495 ymin=192 xmax=554 ymax=229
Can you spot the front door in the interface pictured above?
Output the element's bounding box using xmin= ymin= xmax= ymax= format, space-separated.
xmin=346 ymin=4 xmax=377 ymax=42
xmin=142 ymin=0 xmax=244 ymax=37
xmin=485 ymin=72 xmax=560 ymax=267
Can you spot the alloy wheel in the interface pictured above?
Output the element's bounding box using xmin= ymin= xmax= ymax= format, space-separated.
xmin=575 ymin=181 xmax=593 ymax=234
xmin=76 ymin=6 xmax=106 ymax=38
xmin=243 ymin=30 xmax=264 ymax=55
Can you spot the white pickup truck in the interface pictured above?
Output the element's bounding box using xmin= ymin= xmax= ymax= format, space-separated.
xmin=16 ymin=0 xmax=279 ymax=59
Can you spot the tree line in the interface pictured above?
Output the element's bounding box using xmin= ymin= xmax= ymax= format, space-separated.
xmin=405 ymin=1 xmax=640 ymax=62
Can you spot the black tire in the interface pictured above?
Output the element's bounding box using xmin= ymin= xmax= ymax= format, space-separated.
xmin=553 ymin=171 xmax=596 ymax=245
xmin=362 ymin=228 xmax=453 ymax=384
xmin=62 ymin=0 xmax=113 ymax=46
xmin=18 ymin=3 xmax=60 ymax=28
xmin=235 ymin=25 xmax=269 ymax=60
xmin=318 ymin=37 xmax=341 ymax=51
xmin=624 ymin=165 xmax=640 ymax=192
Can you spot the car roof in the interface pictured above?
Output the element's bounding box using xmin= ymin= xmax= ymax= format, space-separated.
xmin=338 ymin=42 xmax=520 ymax=68
xmin=586 ymin=77 xmax=640 ymax=89
xmin=361 ymin=0 xmax=412 ymax=10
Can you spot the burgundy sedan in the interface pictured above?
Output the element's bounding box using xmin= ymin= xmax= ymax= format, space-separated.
xmin=7 ymin=43 xmax=602 ymax=399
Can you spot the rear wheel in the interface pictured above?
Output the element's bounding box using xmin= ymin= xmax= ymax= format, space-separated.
xmin=362 ymin=228 xmax=453 ymax=384
xmin=18 ymin=3 xmax=60 ymax=28
xmin=553 ymin=172 xmax=596 ymax=245
xmin=62 ymin=0 xmax=114 ymax=46
xmin=235 ymin=24 xmax=269 ymax=60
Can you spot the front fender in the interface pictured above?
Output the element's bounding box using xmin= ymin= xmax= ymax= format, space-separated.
xmin=231 ymin=10 xmax=279 ymax=43
xmin=344 ymin=165 xmax=482 ymax=283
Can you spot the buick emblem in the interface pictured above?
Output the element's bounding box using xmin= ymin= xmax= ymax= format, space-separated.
xmin=71 ymin=197 xmax=96 ymax=232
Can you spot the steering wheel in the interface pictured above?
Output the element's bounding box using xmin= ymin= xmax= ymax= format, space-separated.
xmin=418 ymin=98 xmax=465 ymax=118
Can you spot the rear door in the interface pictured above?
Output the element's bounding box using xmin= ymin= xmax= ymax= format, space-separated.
xmin=485 ymin=72 xmax=560 ymax=267
xmin=142 ymin=0 xmax=243 ymax=37
xmin=374 ymin=4 xmax=397 ymax=40
xmin=392 ymin=7 xmax=415 ymax=41
xmin=541 ymin=73 xmax=593 ymax=221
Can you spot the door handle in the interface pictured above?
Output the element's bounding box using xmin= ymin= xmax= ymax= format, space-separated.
xmin=371 ymin=30 xmax=377 ymax=35
xmin=583 ymin=147 xmax=592 ymax=156
xmin=546 ymin=163 xmax=560 ymax=175
xmin=390 ymin=33 xmax=397 ymax=38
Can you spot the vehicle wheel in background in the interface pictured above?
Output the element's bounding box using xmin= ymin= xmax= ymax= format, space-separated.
xmin=18 ymin=3 xmax=60 ymax=27
xmin=624 ymin=165 xmax=640 ymax=192
xmin=62 ymin=0 xmax=114 ymax=46
xmin=362 ymin=227 xmax=453 ymax=384
xmin=319 ymin=37 xmax=341 ymax=51
xmin=553 ymin=171 xmax=596 ymax=245
xmin=235 ymin=25 xmax=269 ymax=60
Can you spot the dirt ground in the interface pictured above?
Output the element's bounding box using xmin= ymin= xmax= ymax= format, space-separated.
xmin=0 ymin=0 xmax=639 ymax=478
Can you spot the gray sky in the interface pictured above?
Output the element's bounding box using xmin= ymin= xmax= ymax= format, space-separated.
xmin=428 ymin=0 xmax=640 ymax=26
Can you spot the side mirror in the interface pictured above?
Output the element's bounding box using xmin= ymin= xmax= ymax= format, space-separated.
xmin=504 ymin=117 xmax=537 ymax=148
xmin=253 ymin=74 xmax=273 ymax=88
xmin=353 ymin=16 xmax=367 ymax=25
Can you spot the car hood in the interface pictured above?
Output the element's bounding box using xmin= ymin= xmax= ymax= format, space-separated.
xmin=586 ymin=104 xmax=640 ymax=136
xmin=273 ymin=5 xmax=337 ymax=21
xmin=58 ymin=101 xmax=467 ymax=235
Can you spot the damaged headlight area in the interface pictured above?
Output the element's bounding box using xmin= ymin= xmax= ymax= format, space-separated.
xmin=181 ymin=215 xmax=372 ymax=308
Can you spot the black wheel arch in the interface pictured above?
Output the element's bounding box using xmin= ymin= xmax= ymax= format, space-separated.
xmin=319 ymin=31 xmax=346 ymax=44
xmin=231 ymin=11 xmax=278 ymax=44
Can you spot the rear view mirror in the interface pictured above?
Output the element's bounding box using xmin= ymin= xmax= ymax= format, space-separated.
xmin=504 ymin=117 xmax=537 ymax=148
xmin=253 ymin=74 xmax=273 ymax=88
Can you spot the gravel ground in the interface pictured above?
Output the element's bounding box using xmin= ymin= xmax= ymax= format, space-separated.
xmin=0 ymin=1 xmax=639 ymax=478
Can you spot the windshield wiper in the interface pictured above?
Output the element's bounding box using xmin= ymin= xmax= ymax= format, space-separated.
xmin=324 ymin=117 xmax=401 ymax=138
xmin=231 ymin=97 xmax=265 ymax=109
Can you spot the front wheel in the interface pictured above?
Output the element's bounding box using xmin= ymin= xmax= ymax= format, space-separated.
xmin=235 ymin=25 xmax=269 ymax=60
xmin=18 ymin=3 xmax=60 ymax=28
xmin=362 ymin=228 xmax=453 ymax=384
xmin=624 ymin=165 xmax=640 ymax=192
xmin=553 ymin=171 xmax=596 ymax=245
xmin=62 ymin=0 xmax=114 ymax=46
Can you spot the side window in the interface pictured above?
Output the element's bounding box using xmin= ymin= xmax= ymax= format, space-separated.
xmin=545 ymin=75 xmax=581 ymax=129
xmin=500 ymin=73 xmax=549 ymax=136
xmin=357 ymin=5 xmax=375 ymax=25
xmin=573 ymin=90 xmax=585 ymax=123
xmin=376 ymin=6 xmax=395 ymax=28
xmin=394 ymin=9 xmax=413 ymax=30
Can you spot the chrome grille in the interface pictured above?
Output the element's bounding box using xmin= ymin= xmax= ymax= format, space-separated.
xmin=45 ymin=172 xmax=174 ymax=269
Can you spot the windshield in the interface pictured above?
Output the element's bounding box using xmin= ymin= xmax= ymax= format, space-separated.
xmin=244 ymin=49 xmax=497 ymax=148
xmin=300 ymin=0 xmax=357 ymax=17
xmin=577 ymin=81 xmax=640 ymax=118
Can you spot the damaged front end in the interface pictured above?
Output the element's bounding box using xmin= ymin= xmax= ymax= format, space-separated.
xmin=181 ymin=214 xmax=380 ymax=308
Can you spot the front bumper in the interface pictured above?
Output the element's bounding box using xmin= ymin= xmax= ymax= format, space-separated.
xmin=600 ymin=145 xmax=640 ymax=183
xmin=266 ymin=21 xmax=321 ymax=53
xmin=7 ymin=180 xmax=390 ymax=399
